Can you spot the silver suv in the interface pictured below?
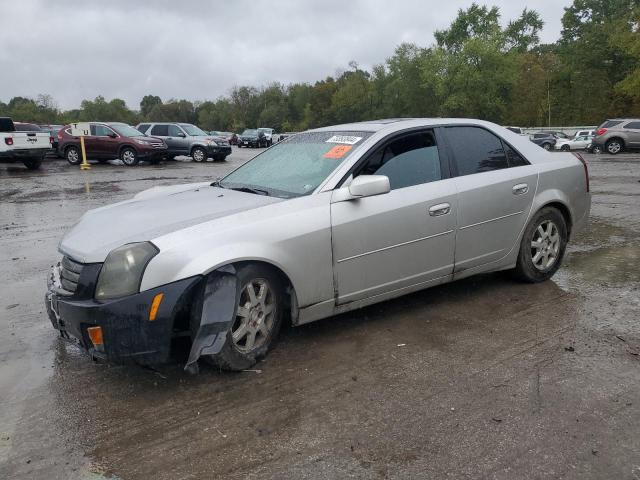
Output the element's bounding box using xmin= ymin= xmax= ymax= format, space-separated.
xmin=592 ymin=118 xmax=640 ymax=154
xmin=136 ymin=123 xmax=231 ymax=162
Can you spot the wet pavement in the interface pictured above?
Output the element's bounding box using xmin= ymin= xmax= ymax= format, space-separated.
xmin=1 ymin=150 xmax=639 ymax=479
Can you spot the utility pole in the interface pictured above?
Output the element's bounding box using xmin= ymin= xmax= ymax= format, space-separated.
xmin=547 ymin=78 xmax=551 ymax=128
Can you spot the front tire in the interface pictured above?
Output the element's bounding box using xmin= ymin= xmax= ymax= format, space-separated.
xmin=542 ymin=143 xmax=552 ymax=151
xmin=561 ymin=145 xmax=570 ymax=152
xmin=514 ymin=207 xmax=567 ymax=283
xmin=203 ymin=264 xmax=284 ymax=371
xmin=120 ymin=147 xmax=139 ymax=166
xmin=192 ymin=146 xmax=207 ymax=162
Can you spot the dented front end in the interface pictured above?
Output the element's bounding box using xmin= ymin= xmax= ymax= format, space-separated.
xmin=46 ymin=257 xmax=202 ymax=365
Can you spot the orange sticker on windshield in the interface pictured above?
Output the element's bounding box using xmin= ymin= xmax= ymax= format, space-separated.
xmin=324 ymin=144 xmax=352 ymax=159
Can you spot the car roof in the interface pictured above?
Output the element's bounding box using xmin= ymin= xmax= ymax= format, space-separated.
xmin=309 ymin=118 xmax=509 ymax=134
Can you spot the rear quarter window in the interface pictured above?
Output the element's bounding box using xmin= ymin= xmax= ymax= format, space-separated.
xmin=623 ymin=121 xmax=640 ymax=130
xmin=601 ymin=120 xmax=623 ymax=128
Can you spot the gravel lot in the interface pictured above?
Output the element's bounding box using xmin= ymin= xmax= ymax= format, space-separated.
xmin=1 ymin=148 xmax=639 ymax=479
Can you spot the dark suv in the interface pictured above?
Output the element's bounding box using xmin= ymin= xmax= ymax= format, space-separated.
xmin=591 ymin=118 xmax=640 ymax=154
xmin=59 ymin=122 xmax=167 ymax=166
xmin=529 ymin=133 xmax=556 ymax=150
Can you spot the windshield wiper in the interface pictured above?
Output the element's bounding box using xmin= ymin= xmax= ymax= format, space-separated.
xmin=211 ymin=180 xmax=269 ymax=196
xmin=229 ymin=186 xmax=270 ymax=196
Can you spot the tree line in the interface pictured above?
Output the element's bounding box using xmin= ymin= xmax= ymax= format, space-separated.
xmin=2 ymin=0 xmax=639 ymax=132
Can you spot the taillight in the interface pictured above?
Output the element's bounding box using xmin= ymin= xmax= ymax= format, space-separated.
xmin=573 ymin=152 xmax=589 ymax=192
xmin=5 ymin=137 xmax=13 ymax=146
xmin=57 ymin=131 xmax=63 ymax=139
xmin=596 ymin=128 xmax=607 ymax=136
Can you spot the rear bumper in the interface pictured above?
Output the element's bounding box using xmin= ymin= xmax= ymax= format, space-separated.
xmin=46 ymin=269 xmax=200 ymax=365
xmin=0 ymin=148 xmax=49 ymax=161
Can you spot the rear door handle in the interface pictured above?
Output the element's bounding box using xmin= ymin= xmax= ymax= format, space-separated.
xmin=429 ymin=203 xmax=451 ymax=216
xmin=512 ymin=183 xmax=529 ymax=195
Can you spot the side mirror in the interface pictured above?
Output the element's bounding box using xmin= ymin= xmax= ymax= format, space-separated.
xmin=108 ymin=133 xmax=117 ymax=138
xmin=177 ymin=132 xmax=186 ymax=138
xmin=349 ymin=175 xmax=390 ymax=198
xmin=332 ymin=175 xmax=390 ymax=202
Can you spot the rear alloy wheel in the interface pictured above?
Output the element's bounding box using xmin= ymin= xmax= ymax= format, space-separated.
xmin=65 ymin=146 xmax=81 ymax=165
xmin=120 ymin=147 xmax=139 ymax=166
xmin=514 ymin=207 xmax=567 ymax=283
xmin=192 ymin=147 xmax=207 ymax=162
xmin=606 ymin=139 xmax=623 ymax=155
xmin=203 ymin=264 xmax=284 ymax=371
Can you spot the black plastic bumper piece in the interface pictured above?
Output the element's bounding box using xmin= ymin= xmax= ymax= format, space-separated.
xmin=46 ymin=276 xmax=201 ymax=365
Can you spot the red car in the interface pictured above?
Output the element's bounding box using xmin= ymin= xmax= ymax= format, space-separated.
xmin=58 ymin=122 xmax=167 ymax=166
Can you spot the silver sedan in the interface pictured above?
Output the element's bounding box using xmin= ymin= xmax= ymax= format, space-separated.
xmin=46 ymin=119 xmax=591 ymax=371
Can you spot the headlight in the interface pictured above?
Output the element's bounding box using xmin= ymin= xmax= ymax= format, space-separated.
xmin=134 ymin=139 xmax=151 ymax=145
xmin=215 ymin=140 xmax=228 ymax=146
xmin=95 ymin=242 xmax=159 ymax=300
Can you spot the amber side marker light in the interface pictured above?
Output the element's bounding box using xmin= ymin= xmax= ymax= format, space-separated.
xmin=87 ymin=326 xmax=104 ymax=346
xmin=149 ymin=293 xmax=164 ymax=321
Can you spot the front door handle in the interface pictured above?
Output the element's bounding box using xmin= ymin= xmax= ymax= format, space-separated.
xmin=512 ymin=183 xmax=529 ymax=195
xmin=429 ymin=203 xmax=451 ymax=216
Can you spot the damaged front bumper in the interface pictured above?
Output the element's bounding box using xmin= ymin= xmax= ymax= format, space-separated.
xmin=46 ymin=260 xmax=201 ymax=365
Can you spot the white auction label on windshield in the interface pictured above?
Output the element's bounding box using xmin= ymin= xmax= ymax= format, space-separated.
xmin=326 ymin=135 xmax=362 ymax=145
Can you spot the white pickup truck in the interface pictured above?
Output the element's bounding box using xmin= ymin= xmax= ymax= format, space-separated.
xmin=0 ymin=117 xmax=52 ymax=169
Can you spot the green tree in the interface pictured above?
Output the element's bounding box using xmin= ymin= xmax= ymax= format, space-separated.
xmin=140 ymin=95 xmax=163 ymax=118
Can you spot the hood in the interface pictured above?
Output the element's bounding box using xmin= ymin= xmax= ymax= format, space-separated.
xmin=60 ymin=183 xmax=283 ymax=263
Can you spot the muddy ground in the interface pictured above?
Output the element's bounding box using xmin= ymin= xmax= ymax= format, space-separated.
xmin=0 ymin=149 xmax=639 ymax=479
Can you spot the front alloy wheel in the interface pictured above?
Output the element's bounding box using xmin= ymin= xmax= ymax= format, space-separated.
xmin=192 ymin=147 xmax=206 ymax=162
xmin=231 ymin=279 xmax=276 ymax=353
xmin=120 ymin=147 xmax=139 ymax=166
xmin=543 ymin=143 xmax=551 ymax=150
xmin=201 ymin=264 xmax=284 ymax=371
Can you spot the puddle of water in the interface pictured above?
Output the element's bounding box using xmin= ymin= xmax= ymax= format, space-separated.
xmin=565 ymin=243 xmax=640 ymax=284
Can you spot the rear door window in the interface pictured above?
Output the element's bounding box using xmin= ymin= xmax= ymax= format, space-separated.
xmin=168 ymin=124 xmax=183 ymax=136
xmin=444 ymin=126 xmax=509 ymax=176
xmin=92 ymin=125 xmax=112 ymax=136
xmin=150 ymin=125 xmax=169 ymax=136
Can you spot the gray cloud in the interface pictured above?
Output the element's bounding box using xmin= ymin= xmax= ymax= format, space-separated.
xmin=0 ymin=0 xmax=571 ymax=110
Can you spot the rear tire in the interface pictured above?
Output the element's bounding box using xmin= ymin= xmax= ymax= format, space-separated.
xmin=23 ymin=158 xmax=42 ymax=170
xmin=513 ymin=207 xmax=568 ymax=283
xmin=198 ymin=264 xmax=285 ymax=371
xmin=120 ymin=147 xmax=139 ymax=166
xmin=605 ymin=139 xmax=623 ymax=155
xmin=65 ymin=146 xmax=81 ymax=165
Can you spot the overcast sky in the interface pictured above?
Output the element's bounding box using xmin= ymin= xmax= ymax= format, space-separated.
xmin=1 ymin=0 xmax=572 ymax=110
